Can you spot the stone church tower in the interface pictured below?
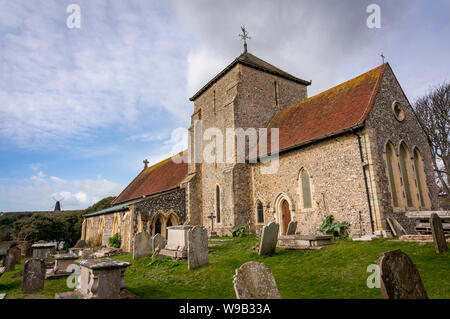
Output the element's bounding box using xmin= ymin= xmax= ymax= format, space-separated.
xmin=184 ymin=51 xmax=311 ymax=235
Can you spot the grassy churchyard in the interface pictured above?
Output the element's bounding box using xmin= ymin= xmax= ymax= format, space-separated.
xmin=1 ymin=236 xmax=449 ymax=299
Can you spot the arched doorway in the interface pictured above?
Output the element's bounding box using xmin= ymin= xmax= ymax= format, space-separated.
xmin=281 ymin=200 xmax=291 ymax=235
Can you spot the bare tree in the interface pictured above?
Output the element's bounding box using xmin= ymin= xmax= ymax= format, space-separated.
xmin=413 ymin=82 xmax=450 ymax=195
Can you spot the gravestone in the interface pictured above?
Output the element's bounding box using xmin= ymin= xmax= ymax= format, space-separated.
xmin=286 ymin=221 xmax=297 ymax=235
xmin=378 ymin=249 xmax=428 ymax=299
xmin=7 ymin=244 xmax=21 ymax=264
xmin=430 ymin=213 xmax=448 ymax=254
xmin=22 ymin=259 xmax=45 ymax=291
xmin=233 ymin=261 xmax=281 ymax=299
xmin=151 ymin=233 xmax=166 ymax=252
xmin=73 ymin=239 xmax=87 ymax=248
xmin=187 ymin=226 xmax=208 ymax=270
xmin=386 ymin=217 xmax=407 ymax=237
xmin=133 ymin=232 xmax=152 ymax=259
xmin=259 ymin=222 xmax=279 ymax=256
xmin=47 ymin=253 xmax=79 ymax=278
xmin=0 ymin=266 xmax=5 ymax=277
xmin=32 ymin=242 xmax=56 ymax=266
xmin=4 ymin=252 xmax=15 ymax=271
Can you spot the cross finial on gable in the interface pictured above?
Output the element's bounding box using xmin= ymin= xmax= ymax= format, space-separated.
xmin=381 ymin=52 xmax=385 ymax=64
xmin=239 ymin=26 xmax=251 ymax=53
xmin=143 ymin=159 xmax=149 ymax=169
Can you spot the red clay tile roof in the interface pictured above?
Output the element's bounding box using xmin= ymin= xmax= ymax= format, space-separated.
xmin=112 ymin=152 xmax=188 ymax=205
xmin=251 ymin=63 xmax=387 ymax=159
xmin=190 ymin=51 xmax=311 ymax=101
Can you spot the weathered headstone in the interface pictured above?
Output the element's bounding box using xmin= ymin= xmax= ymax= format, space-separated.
xmin=259 ymin=222 xmax=279 ymax=256
xmin=4 ymin=252 xmax=15 ymax=271
xmin=7 ymin=246 xmax=21 ymax=264
xmin=187 ymin=226 xmax=208 ymax=270
xmin=133 ymin=232 xmax=152 ymax=259
xmin=386 ymin=217 xmax=407 ymax=237
xmin=151 ymin=233 xmax=166 ymax=252
xmin=286 ymin=221 xmax=297 ymax=235
xmin=378 ymin=249 xmax=428 ymax=299
xmin=73 ymin=239 xmax=87 ymax=248
xmin=233 ymin=261 xmax=281 ymax=299
xmin=22 ymin=259 xmax=45 ymax=291
xmin=430 ymin=213 xmax=448 ymax=254
xmin=32 ymin=242 xmax=56 ymax=266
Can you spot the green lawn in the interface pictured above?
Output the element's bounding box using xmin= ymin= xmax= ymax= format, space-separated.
xmin=1 ymin=236 xmax=449 ymax=299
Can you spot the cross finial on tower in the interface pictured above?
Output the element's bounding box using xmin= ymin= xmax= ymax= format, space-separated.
xmin=143 ymin=159 xmax=149 ymax=169
xmin=239 ymin=26 xmax=251 ymax=53
xmin=381 ymin=52 xmax=385 ymax=64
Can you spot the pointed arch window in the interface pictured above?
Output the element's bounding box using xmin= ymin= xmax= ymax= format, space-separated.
xmin=385 ymin=142 xmax=400 ymax=207
xmin=413 ymin=148 xmax=430 ymax=208
xmin=216 ymin=185 xmax=221 ymax=223
xmin=257 ymin=201 xmax=264 ymax=223
xmin=300 ymin=169 xmax=312 ymax=209
xmin=399 ymin=143 xmax=414 ymax=207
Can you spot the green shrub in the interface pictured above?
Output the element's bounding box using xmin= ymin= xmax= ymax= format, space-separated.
xmin=108 ymin=233 xmax=121 ymax=248
xmin=316 ymin=215 xmax=349 ymax=237
xmin=231 ymin=224 xmax=249 ymax=237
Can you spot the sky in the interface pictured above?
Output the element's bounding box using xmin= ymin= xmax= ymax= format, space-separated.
xmin=0 ymin=0 xmax=449 ymax=211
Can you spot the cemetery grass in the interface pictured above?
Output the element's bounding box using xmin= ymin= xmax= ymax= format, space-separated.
xmin=1 ymin=237 xmax=448 ymax=299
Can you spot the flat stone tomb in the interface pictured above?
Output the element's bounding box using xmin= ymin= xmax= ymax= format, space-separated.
xmin=22 ymin=259 xmax=45 ymax=291
xmin=233 ymin=261 xmax=281 ymax=299
xmin=64 ymin=258 xmax=131 ymax=299
xmin=430 ymin=213 xmax=448 ymax=254
xmin=277 ymin=234 xmax=333 ymax=250
xmin=258 ymin=222 xmax=279 ymax=256
xmin=32 ymin=243 xmax=56 ymax=266
xmin=378 ymin=249 xmax=428 ymax=299
xmin=46 ymin=253 xmax=78 ymax=279
xmin=187 ymin=226 xmax=208 ymax=270
xmin=160 ymin=225 xmax=193 ymax=259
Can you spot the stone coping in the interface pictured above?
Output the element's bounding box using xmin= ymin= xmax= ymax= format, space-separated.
xmin=54 ymin=253 xmax=78 ymax=260
xmin=76 ymin=258 xmax=130 ymax=270
xmin=278 ymin=234 xmax=333 ymax=240
xmin=32 ymin=243 xmax=56 ymax=248
xmin=406 ymin=211 xmax=450 ymax=219
xmin=167 ymin=225 xmax=194 ymax=230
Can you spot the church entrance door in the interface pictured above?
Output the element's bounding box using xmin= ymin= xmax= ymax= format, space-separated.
xmin=281 ymin=200 xmax=291 ymax=235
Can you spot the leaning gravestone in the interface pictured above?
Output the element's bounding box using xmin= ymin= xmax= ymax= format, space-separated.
xmin=259 ymin=222 xmax=279 ymax=256
xmin=233 ymin=261 xmax=281 ymax=299
xmin=22 ymin=259 xmax=45 ymax=291
xmin=386 ymin=217 xmax=407 ymax=237
xmin=286 ymin=221 xmax=297 ymax=235
xmin=187 ymin=226 xmax=208 ymax=270
xmin=73 ymin=239 xmax=87 ymax=248
xmin=430 ymin=213 xmax=448 ymax=254
xmin=151 ymin=233 xmax=166 ymax=252
xmin=133 ymin=232 xmax=152 ymax=259
xmin=378 ymin=249 xmax=428 ymax=299
xmin=4 ymin=252 xmax=15 ymax=271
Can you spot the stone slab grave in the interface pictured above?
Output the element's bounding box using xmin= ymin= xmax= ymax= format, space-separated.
xmin=286 ymin=221 xmax=297 ymax=235
xmin=133 ymin=231 xmax=152 ymax=259
xmin=32 ymin=242 xmax=56 ymax=267
xmin=55 ymin=258 xmax=130 ymax=299
xmin=160 ymin=225 xmax=193 ymax=259
xmin=430 ymin=213 xmax=448 ymax=254
xmin=46 ymin=253 xmax=78 ymax=279
xmin=277 ymin=234 xmax=332 ymax=250
xmin=4 ymin=252 xmax=15 ymax=271
xmin=93 ymin=247 xmax=122 ymax=258
xmin=187 ymin=226 xmax=208 ymax=270
xmin=378 ymin=249 xmax=428 ymax=299
xmin=22 ymin=259 xmax=46 ymax=291
xmin=233 ymin=261 xmax=281 ymax=299
xmin=386 ymin=217 xmax=407 ymax=237
xmin=258 ymin=222 xmax=279 ymax=256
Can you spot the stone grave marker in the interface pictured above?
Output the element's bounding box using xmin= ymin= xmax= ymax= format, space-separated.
xmin=378 ymin=249 xmax=428 ymax=299
xmin=386 ymin=217 xmax=407 ymax=237
xmin=430 ymin=213 xmax=448 ymax=254
xmin=259 ymin=222 xmax=279 ymax=256
xmin=0 ymin=266 xmax=5 ymax=277
xmin=133 ymin=232 xmax=152 ymax=259
xmin=187 ymin=226 xmax=208 ymax=270
xmin=0 ymin=293 xmax=5 ymax=299
xmin=286 ymin=221 xmax=297 ymax=235
xmin=22 ymin=259 xmax=45 ymax=291
xmin=7 ymin=245 xmax=21 ymax=264
xmin=73 ymin=239 xmax=87 ymax=248
xmin=233 ymin=261 xmax=281 ymax=299
xmin=4 ymin=252 xmax=15 ymax=271
xmin=151 ymin=233 xmax=166 ymax=252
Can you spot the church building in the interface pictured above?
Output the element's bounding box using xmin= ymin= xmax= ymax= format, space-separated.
xmin=81 ymin=48 xmax=438 ymax=252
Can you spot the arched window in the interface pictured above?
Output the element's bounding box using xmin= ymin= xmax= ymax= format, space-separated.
xmin=166 ymin=218 xmax=172 ymax=239
xmin=413 ymin=148 xmax=430 ymax=208
xmin=385 ymin=142 xmax=400 ymax=207
xmin=257 ymin=201 xmax=264 ymax=223
xmin=399 ymin=143 xmax=414 ymax=207
xmin=300 ymin=169 xmax=312 ymax=209
xmin=216 ymin=185 xmax=221 ymax=223
xmin=155 ymin=217 xmax=162 ymax=235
